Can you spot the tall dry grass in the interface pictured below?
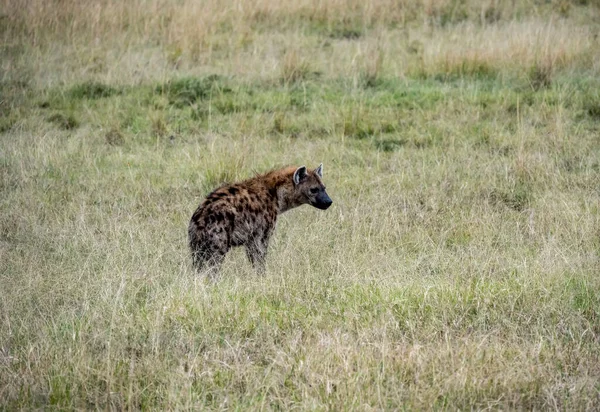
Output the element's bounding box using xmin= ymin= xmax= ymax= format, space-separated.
xmin=2 ymin=0 xmax=600 ymax=409
xmin=1 ymin=0 xmax=532 ymax=45
xmin=2 ymin=0 xmax=598 ymax=86
xmin=411 ymin=19 xmax=599 ymax=78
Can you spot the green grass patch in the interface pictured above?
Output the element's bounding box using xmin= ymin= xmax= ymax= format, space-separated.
xmin=68 ymin=81 xmax=121 ymax=99
xmin=46 ymin=112 xmax=79 ymax=130
xmin=157 ymin=75 xmax=231 ymax=107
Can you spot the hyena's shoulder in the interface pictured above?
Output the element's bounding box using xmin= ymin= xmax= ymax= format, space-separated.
xmin=193 ymin=180 xmax=274 ymax=219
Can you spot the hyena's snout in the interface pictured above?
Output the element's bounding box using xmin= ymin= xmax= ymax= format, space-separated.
xmin=314 ymin=190 xmax=333 ymax=210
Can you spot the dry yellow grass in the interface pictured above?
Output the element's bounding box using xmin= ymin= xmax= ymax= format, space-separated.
xmin=3 ymin=0 xmax=598 ymax=86
xmin=1 ymin=0 xmax=600 ymax=409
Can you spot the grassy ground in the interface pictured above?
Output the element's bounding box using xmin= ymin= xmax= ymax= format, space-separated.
xmin=2 ymin=0 xmax=600 ymax=409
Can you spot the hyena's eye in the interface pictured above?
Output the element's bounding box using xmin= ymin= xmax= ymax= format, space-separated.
xmin=310 ymin=187 xmax=319 ymax=194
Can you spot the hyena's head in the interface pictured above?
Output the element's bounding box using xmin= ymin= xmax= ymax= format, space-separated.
xmin=292 ymin=163 xmax=333 ymax=210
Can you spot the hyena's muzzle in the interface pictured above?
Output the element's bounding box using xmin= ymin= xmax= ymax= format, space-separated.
xmin=313 ymin=189 xmax=333 ymax=210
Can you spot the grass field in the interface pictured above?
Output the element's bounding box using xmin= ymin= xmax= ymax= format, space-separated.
xmin=2 ymin=0 xmax=600 ymax=409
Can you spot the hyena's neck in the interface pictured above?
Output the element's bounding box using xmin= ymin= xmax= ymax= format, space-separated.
xmin=260 ymin=167 xmax=303 ymax=214
xmin=276 ymin=185 xmax=302 ymax=213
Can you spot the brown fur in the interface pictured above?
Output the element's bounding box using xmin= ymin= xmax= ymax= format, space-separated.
xmin=188 ymin=165 xmax=332 ymax=276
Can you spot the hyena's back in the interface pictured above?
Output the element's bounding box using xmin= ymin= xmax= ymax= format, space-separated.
xmin=188 ymin=182 xmax=277 ymax=270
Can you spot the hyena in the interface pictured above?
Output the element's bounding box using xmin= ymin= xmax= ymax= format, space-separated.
xmin=188 ymin=164 xmax=332 ymax=276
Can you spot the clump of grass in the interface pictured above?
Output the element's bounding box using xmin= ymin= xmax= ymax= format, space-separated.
xmin=340 ymin=105 xmax=399 ymax=140
xmin=328 ymin=25 xmax=363 ymax=40
xmin=213 ymin=98 xmax=245 ymax=115
xmin=528 ymin=62 xmax=553 ymax=90
xmin=272 ymin=112 xmax=286 ymax=134
xmin=482 ymin=3 xmax=502 ymax=24
xmin=489 ymin=183 xmax=532 ymax=212
xmin=157 ymin=75 xmax=230 ymax=107
xmin=414 ymin=55 xmax=497 ymax=81
xmin=271 ymin=112 xmax=301 ymax=137
xmin=105 ymin=127 xmax=124 ymax=146
xmin=343 ymin=117 xmax=377 ymax=139
xmin=582 ymin=94 xmax=600 ymax=120
xmin=360 ymin=48 xmax=385 ymax=88
xmin=166 ymin=46 xmax=184 ymax=68
xmin=586 ymin=103 xmax=600 ymax=119
xmin=554 ymin=0 xmax=572 ymax=17
xmin=69 ymin=81 xmax=120 ymax=99
xmin=280 ymin=50 xmax=315 ymax=84
xmin=0 ymin=114 xmax=17 ymax=133
xmin=311 ymin=17 xmax=364 ymax=40
xmin=407 ymin=39 xmax=424 ymax=55
xmin=47 ymin=112 xmax=79 ymax=130
xmin=425 ymin=0 xmax=470 ymax=27
xmin=201 ymin=156 xmax=246 ymax=191
xmin=190 ymin=105 xmax=211 ymax=121
xmin=443 ymin=58 xmax=496 ymax=80
xmin=568 ymin=278 xmax=600 ymax=334
xmin=288 ymin=86 xmax=311 ymax=111
xmin=374 ymin=138 xmax=405 ymax=152
xmin=151 ymin=115 xmax=169 ymax=137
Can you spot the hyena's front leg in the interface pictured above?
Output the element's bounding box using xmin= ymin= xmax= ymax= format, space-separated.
xmin=245 ymin=232 xmax=270 ymax=274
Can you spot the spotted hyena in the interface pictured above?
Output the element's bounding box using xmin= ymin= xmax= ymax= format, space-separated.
xmin=188 ymin=164 xmax=332 ymax=276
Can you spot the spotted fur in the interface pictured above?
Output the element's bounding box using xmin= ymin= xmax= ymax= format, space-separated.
xmin=188 ymin=164 xmax=332 ymax=276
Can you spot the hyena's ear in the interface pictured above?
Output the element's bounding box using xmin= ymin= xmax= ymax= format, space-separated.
xmin=293 ymin=166 xmax=308 ymax=185
xmin=314 ymin=163 xmax=323 ymax=178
